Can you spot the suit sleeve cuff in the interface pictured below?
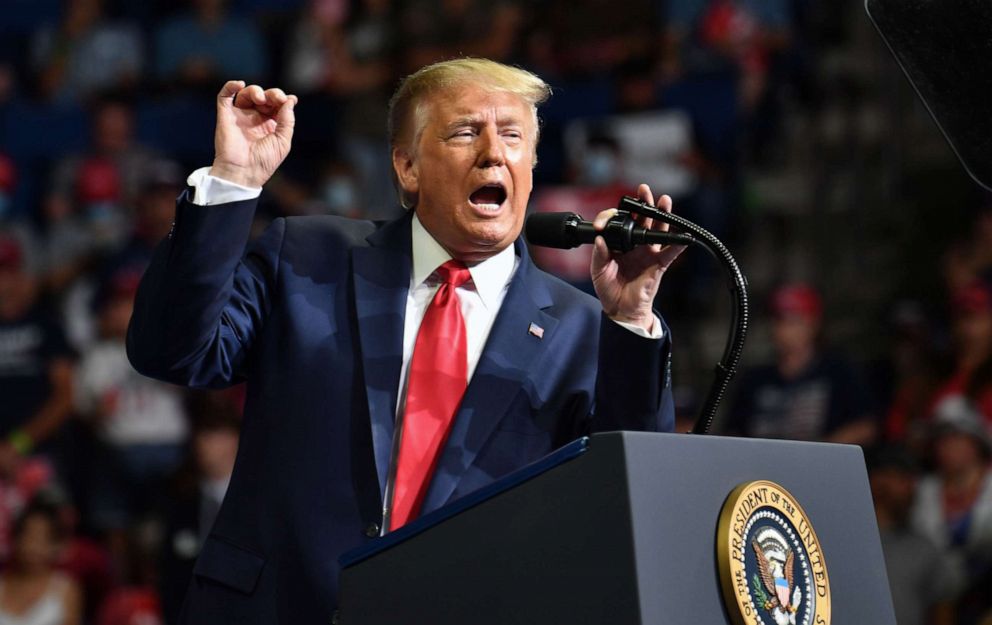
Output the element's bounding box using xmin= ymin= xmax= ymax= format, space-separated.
xmin=611 ymin=314 xmax=664 ymax=340
xmin=187 ymin=167 xmax=262 ymax=206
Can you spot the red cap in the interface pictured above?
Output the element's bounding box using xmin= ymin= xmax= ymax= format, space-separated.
xmin=770 ymin=284 xmax=822 ymax=319
xmin=0 ymin=236 xmax=23 ymax=270
xmin=952 ymin=282 xmax=992 ymax=316
xmin=76 ymin=158 xmax=121 ymax=203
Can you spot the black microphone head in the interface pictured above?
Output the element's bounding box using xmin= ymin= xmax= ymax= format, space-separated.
xmin=525 ymin=212 xmax=581 ymax=249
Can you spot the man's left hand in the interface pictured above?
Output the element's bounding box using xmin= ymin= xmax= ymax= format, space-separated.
xmin=590 ymin=184 xmax=687 ymax=332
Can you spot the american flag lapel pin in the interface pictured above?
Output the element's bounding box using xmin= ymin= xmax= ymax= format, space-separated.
xmin=528 ymin=322 xmax=544 ymax=339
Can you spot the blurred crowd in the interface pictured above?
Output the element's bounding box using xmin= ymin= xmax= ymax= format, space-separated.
xmin=0 ymin=0 xmax=989 ymax=624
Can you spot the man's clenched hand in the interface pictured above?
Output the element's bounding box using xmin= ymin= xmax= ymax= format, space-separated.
xmin=209 ymin=80 xmax=298 ymax=189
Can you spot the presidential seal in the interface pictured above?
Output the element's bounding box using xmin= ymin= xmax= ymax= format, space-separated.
xmin=716 ymin=480 xmax=831 ymax=625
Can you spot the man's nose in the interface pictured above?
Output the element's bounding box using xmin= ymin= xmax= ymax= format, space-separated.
xmin=477 ymin=127 xmax=505 ymax=167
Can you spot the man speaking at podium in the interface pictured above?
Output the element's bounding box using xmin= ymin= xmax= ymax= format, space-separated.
xmin=127 ymin=58 xmax=682 ymax=624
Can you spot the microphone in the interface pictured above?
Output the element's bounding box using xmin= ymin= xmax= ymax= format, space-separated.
xmin=526 ymin=201 xmax=749 ymax=435
xmin=525 ymin=212 xmax=695 ymax=253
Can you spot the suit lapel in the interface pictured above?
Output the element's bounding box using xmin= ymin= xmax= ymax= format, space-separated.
xmin=421 ymin=242 xmax=559 ymax=513
xmin=352 ymin=215 xmax=413 ymax=495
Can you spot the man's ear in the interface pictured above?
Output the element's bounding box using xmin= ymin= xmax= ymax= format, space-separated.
xmin=392 ymin=146 xmax=419 ymax=202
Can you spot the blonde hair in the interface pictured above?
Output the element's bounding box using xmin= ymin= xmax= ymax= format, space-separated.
xmin=388 ymin=58 xmax=552 ymax=208
xmin=389 ymin=58 xmax=551 ymax=150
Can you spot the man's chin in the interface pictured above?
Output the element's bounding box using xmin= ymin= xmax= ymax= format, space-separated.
xmin=454 ymin=227 xmax=517 ymax=261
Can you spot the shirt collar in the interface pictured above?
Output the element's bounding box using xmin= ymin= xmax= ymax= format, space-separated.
xmin=410 ymin=213 xmax=516 ymax=311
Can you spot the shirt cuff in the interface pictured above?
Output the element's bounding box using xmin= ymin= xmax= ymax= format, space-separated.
xmin=612 ymin=314 xmax=664 ymax=340
xmin=187 ymin=167 xmax=262 ymax=206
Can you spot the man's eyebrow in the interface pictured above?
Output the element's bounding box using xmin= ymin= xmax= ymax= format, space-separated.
xmin=444 ymin=116 xmax=483 ymax=131
xmin=443 ymin=113 xmax=526 ymax=131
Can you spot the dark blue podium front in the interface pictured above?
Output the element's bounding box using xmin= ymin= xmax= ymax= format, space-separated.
xmin=338 ymin=432 xmax=896 ymax=625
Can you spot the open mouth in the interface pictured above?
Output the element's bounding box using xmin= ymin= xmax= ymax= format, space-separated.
xmin=469 ymin=183 xmax=507 ymax=211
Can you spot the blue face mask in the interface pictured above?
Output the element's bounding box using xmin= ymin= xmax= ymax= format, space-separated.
xmin=322 ymin=177 xmax=357 ymax=215
xmin=84 ymin=201 xmax=117 ymax=224
xmin=581 ymin=149 xmax=619 ymax=186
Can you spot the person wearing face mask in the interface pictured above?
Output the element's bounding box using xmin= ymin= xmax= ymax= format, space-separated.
xmin=127 ymin=58 xmax=685 ymax=624
xmin=316 ymin=160 xmax=361 ymax=218
xmin=529 ymin=131 xmax=628 ymax=292
xmin=580 ymin=136 xmax=623 ymax=187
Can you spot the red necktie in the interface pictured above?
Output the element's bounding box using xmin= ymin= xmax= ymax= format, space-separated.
xmin=390 ymin=260 xmax=471 ymax=529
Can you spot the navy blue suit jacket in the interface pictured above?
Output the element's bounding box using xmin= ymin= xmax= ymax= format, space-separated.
xmin=127 ymin=192 xmax=675 ymax=625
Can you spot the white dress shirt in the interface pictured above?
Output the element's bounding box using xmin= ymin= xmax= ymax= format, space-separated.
xmin=396 ymin=215 xmax=518 ymax=417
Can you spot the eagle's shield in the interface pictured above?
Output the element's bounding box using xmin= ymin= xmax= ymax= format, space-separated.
xmin=775 ymin=577 xmax=791 ymax=607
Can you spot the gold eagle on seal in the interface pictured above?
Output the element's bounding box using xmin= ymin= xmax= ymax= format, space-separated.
xmin=751 ymin=529 xmax=802 ymax=624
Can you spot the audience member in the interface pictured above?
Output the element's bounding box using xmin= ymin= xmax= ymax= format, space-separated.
xmin=42 ymin=488 xmax=114 ymax=625
xmin=158 ymin=400 xmax=239 ymax=625
xmin=41 ymin=136 xmax=152 ymax=352
xmin=154 ymin=0 xmax=268 ymax=88
xmin=660 ymin=0 xmax=798 ymax=164
xmin=303 ymin=159 xmax=363 ymax=218
xmin=879 ymin=301 xmax=944 ymax=436
xmin=911 ymin=396 xmax=992 ymax=624
xmin=662 ymin=0 xmax=792 ymax=106
xmin=283 ymin=0 xmax=352 ymax=94
xmin=283 ymin=0 xmax=398 ymax=215
xmin=41 ymin=156 xmax=129 ymax=298
xmin=75 ymin=269 xmax=188 ymax=572
xmin=929 ymin=283 xmax=992 ymax=427
xmin=0 ymin=459 xmax=57 ymax=561
xmin=0 ymin=236 xmax=75 ymax=475
xmin=332 ymin=0 xmax=399 ymax=217
xmin=93 ymin=502 xmax=164 ymax=625
xmin=530 ymin=131 xmax=630 ymax=292
xmin=869 ymin=445 xmax=963 ymax=625
xmin=0 ymin=154 xmax=43 ymax=274
xmin=99 ymin=160 xmax=181 ymax=277
xmin=49 ymin=96 xmax=159 ymax=210
xmin=29 ymin=0 xmax=143 ymax=102
xmin=0 ymin=501 xmax=83 ymax=625
xmin=723 ymin=284 xmax=877 ymax=444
